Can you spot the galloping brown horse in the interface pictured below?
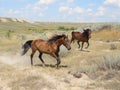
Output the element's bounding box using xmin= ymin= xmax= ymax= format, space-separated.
xmin=22 ymin=34 xmax=71 ymax=68
xmin=71 ymin=28 xmax=91 ymax=50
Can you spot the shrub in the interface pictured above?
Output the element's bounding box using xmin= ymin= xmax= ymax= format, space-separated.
xmin=59 ymin=45 xmax=69 ymax=57
xmin=58 ymin=26 xmax=77 ymax=31
xmin=70 ymin=27 xmax=77 ymax=30
xmin=6 ymin=30 xmax=14 ymax=39
xmin=70 ymin=53 xmax=120 ymax=80
xmin=110 ymin=44 xmax=117 ymax=50
xmin=58 ymin=26 xmax=65 ymax=30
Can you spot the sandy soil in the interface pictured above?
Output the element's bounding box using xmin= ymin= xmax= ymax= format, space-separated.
xmin=0 ymin=40 xmax=119 ymax=90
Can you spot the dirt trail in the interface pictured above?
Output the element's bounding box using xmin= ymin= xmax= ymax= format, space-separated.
xmin=0 ymin=53 xmax=97 ymax=90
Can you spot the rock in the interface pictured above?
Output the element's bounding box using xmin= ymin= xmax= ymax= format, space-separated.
xmin=73 ymin=72 xmax=82 ymax=78
xmin=68 ymin=70 xmax=82 ymax=78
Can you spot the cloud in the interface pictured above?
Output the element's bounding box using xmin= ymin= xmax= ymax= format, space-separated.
xmin=95 ymin=7 xmax=106 ymax=16
xmin=67 ymin=0 xmax=75 ymax=3
xmin=37 ymin=0 xmax=56 ymax=5
xmin=25 ymin=0 xmax=56 ymax=17
xmin=59 ymin=6 xmax=84 ymax=15
xmin=86 ymin=8 xmax=93 ymax=12
xmin=8 ymin=9 xmax=21 ymax=14
xmin=1 ymin=8 xmax=27 ymax=19
xmin=104 ymin=0 xmax=120 ymax=7
xmin=15 ymin=0 xmax=28 ymax=2
xmin=1 ymin=0 xmax=56 ymax=21
xmin=25 ymin=1 xmax=50 ymax=17
xmin=38 ymin=13 xmax=44 ymax=17
xmin=1 ymin=0 xmax=120 ymax=22
xmin=74 ymin=6 xmax=84 ymax=13
xmin=59 ymin=6 xmax=71 ymax=13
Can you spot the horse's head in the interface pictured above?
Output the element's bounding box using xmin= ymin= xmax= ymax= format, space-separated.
xmin=83 ymin=28 xmax=92 ymax=38
xmin=62 ymin=34 xmax=71 ymax=50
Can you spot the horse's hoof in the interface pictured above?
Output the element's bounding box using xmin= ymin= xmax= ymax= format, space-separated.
xmin=55 ymin=64 xmax=59 ymax=69
xmin=42 ymin=64 xmax=45 ymax=67
xmin=56 ymin=66 xmax=60 ymax=69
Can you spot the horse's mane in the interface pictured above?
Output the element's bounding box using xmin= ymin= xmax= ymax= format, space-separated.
xmin=48 ymin=34 xmax=65 ymax=43
xmin=82 ymin=29 xmax=91 ymax=38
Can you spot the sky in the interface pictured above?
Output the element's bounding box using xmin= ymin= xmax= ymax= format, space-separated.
xmin=0 ymin=0 xmax=120 ymax=22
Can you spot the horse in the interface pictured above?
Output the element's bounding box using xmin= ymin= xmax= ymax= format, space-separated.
xmin=71 ymin=28 xmax=91 ymax=50
xmin=21 ymin=34 xmax=71 ymax=68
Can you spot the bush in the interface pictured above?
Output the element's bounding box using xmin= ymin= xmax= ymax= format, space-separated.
xmin=110 ymin=44 xmax=117 ymax=50
xmin=58 ymin=26 xmax=77 ymax=31
xmin=6 ymin=30 xmax=14 ymax=39
xmin=70 ymin=53 xmax=120 ymax=80
xmin=58 ymin=26 xmax=65 ymax=30
xmin=70 ymin=27 xmax=77 ymax=30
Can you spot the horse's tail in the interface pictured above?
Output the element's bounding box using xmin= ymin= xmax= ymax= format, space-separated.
xmin=21 ymin=40 xmax=33 ymax=56
xmin=71 ymin=31 xmax=75 ymax=36
xmin=71 ymin=31 xmax=75 ymax=43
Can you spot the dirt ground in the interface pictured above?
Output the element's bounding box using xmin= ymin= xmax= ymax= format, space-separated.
xmin=0 ymin=40 xmax=120 ymax=90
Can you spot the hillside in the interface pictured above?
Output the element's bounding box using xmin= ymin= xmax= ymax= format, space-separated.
xmin=1 ymin=17 xmax=120 ymax=32
xmin=0 ymin=17 xmax=39 ymax=31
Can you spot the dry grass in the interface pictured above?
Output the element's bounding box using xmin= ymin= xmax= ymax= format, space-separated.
xmin=0 ymin=24 xmax=120 ymax=90
xmin=0 ymin=62 xmax=55 ymax=90
xmin=92 ymin=29 xmax=120 ymax=41
xmin=74 ymin=53 xmax=120 ymax=76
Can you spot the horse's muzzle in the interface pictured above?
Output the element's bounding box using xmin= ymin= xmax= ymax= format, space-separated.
xmin=68 ymin=47 xmax=71 ymax=50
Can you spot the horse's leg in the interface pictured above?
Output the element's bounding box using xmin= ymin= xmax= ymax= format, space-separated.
xmin=30 ymin=49 xmax=36 ymax=66
xmin=81 ymin=42 xmax=84 ymax=51
xmin=56 ymin=53 xmax=61 ymax=68
xmin=77 ymin=40 xmax=80 ymax=48
xmin=70 ymin=37 xmax=74 ymax=44
xmin=56 ymin=56 xmax=61 ymax=68
xmin=51 ymin=53 xmax=61 ymax=68
xmin=85 ymin=41 xmax=89 ymax=49
xmin=38 ymin=52 xmax=45 ymax=67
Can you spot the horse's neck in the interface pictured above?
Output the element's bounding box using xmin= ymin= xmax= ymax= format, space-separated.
xmin=57 ymin=38 xmax=63 ymax=44
xmin=52 ymin=39 xmax=63 ymax=51
xmin=82 ymin=32 xmax=89 ymax=38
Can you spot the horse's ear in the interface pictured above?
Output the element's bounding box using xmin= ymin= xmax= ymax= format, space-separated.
xmin=83 ymin=28 xmax=86 ymax=31
xmin=62 ymin=34 xmax=65 ymax=37
xmin=61 ymin=34 xmax=65 ymax=39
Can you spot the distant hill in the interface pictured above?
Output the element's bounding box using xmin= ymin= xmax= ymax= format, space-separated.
xmin=0 ymin=17 xmax=31 ymax=23
xmin=0 ymin=17 xmax=39 ymax=31
xmin=0 ymin=17 xmax=120 ymax=31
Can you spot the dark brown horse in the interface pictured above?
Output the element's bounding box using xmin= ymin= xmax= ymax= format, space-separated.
xmin=22 ymin=34 xmax=71 ymax=68
xmin=71 ymin=28 xmax=91 ymax=50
